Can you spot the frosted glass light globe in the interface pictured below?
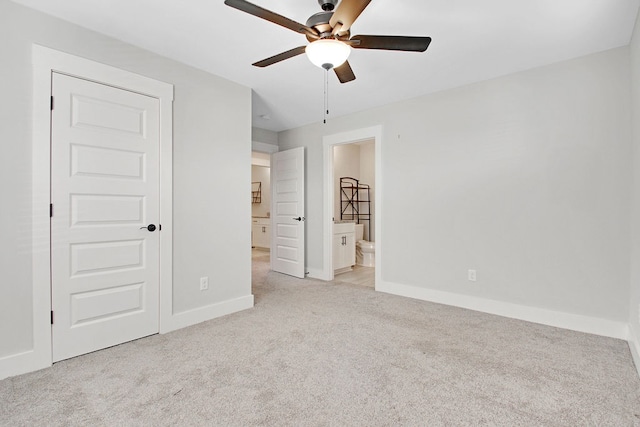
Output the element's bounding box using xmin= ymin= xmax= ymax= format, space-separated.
xmin=305 ymin=39 xmax=351 ymax=70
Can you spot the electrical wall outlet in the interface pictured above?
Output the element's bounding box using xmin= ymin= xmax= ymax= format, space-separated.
xmin=468 ymin=269 xmax=477 ymax=282
xmin=199 ymin=276 xmax=209 ymax=291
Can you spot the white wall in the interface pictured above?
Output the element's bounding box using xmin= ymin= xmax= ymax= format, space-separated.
xmin=280 ymin=47 xmax=631 ymax=327
xmin=629 ymin=10 xmax=640 ymax=365
xmin=252 ymin=127 xmax=279 ymax=153
xmin=252 ymin=127 xmax=278 ymax=146
xmin=0 ymin=0 xmax=251 ymax=363
xmin=333 ymin=144 xmax=361 ymax=221
xmin=359 ymin=141 xmax=375 ymax=242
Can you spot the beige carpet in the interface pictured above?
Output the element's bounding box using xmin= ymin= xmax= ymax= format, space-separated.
xmin=2 ymin=254 xmax=640 ymax=426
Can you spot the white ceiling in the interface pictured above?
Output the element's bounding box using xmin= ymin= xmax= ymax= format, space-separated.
xmin=12 ymin=0 xmax=640 ymax=132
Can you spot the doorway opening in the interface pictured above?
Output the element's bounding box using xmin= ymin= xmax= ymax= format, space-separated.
xmin=323 ymin=126 xmax=382 ymax=288
xmin=331 ymin=141 xmax=376 ymax=287
xmin=251 ymin=151 xmax=272 ymax=293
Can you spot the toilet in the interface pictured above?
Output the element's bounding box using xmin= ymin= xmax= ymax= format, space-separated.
xmin=355 ymin=224 xmax=375 ymax=267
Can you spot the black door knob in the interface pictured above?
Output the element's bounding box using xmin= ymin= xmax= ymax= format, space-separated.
xmin=140 ymin=224 xmax=157 ymax=232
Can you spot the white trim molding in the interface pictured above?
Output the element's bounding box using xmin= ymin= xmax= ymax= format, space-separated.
xmin=378 ymin=280 xmax=629 ymax=340
xmin=629 ymin=323 xmax=640 ymax=377
xmin=252 ymin=141 xmax=279 ymax=154
xmin=167 ymin=296 xmax=254 ymax=332
xmin=322 ymin=125 xmax=383 ymax=283
xmin=0 ymin=350 xmax=45 ymax=381
xmin=0 ymin=45 xmax=176 ymax=381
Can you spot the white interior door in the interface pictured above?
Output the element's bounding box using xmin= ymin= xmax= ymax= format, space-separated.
xmin=271 ymin=147 xmax=305 ymax=278
xmin=51 ymin=72 xmax=160 ymax=362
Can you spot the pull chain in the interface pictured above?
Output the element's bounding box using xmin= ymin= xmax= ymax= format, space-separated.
xmin=323 ymin=68 xmax=329 ymax=124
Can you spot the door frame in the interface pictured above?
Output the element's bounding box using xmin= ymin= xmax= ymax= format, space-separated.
xmin=322 ymin=126 xmax=382 ymax=285
xmin=31 ymin=45 xmax=174 ymax=372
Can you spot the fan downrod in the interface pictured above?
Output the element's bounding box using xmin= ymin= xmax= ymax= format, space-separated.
xmin=318 ymin=0 xmax=338 ymax=12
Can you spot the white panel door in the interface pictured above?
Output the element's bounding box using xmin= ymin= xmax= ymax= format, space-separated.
xmin=271 ymin=147 xmax=305 ymax=278
xmin=51 ymin=73 xmax=160 ymax=362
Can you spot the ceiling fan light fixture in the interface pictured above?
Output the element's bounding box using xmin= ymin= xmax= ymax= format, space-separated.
xmin=305 ymin=39 xmax=351 ymax=70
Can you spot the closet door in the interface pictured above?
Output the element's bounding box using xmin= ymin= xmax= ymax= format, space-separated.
xmin=51 ymin=72 xmax=160 ymax=362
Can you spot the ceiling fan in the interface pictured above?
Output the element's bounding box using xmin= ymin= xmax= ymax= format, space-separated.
xmin=223 ymin=0 xmax=432 ymax=83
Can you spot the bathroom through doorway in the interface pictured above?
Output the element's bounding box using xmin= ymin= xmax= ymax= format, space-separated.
xmin=323 ymin=126 xmax=382 ymax=288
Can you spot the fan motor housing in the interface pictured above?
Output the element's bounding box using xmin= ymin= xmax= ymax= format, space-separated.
xmin=306 ymin=10 xmax=350 ymax=42
xmin=306 ymin=11 xmax=332 ymax=36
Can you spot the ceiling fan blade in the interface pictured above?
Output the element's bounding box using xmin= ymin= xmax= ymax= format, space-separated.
xmin=334 ymin=61 xmax=356 ymax=83
xmin=224 ymin=0 xmax=319 ymax=38
xmin=351 ymin=35 xmax=432 ymax=52
xmin=330 ymin=0 xmax=371 ymax=35
xmin=252 ymin=46 xmax=307 ymax=68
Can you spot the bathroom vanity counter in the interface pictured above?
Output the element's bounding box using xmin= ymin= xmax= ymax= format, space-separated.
xmin=252 ymin=217 xmax=270 ymax=248
xmin=333 ymin=222 xmax=355 ymax=274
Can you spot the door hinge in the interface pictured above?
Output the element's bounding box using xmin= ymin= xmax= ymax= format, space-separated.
xmin=50 ymin=203 xmax=53 ymax=218
xmin=50 ymin=311 xmax=54 ymax=325
xmin=50 ymin=96 xmax=54 ymax=111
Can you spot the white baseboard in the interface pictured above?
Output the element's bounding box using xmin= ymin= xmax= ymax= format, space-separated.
xmin=628 ymin=323 xmax=640 ymax=377
xmin=1 ymin=295 xmax=254 ymax=380
xmin=377 ymin=280 xmax=629 ymax=340
xmin=4 ymin=286 xmax=632 ymax=380
xmin=162 ymin=294 xmax=254 ymax=333
xmin=0 ymin=350 xmax=50 ymax=381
